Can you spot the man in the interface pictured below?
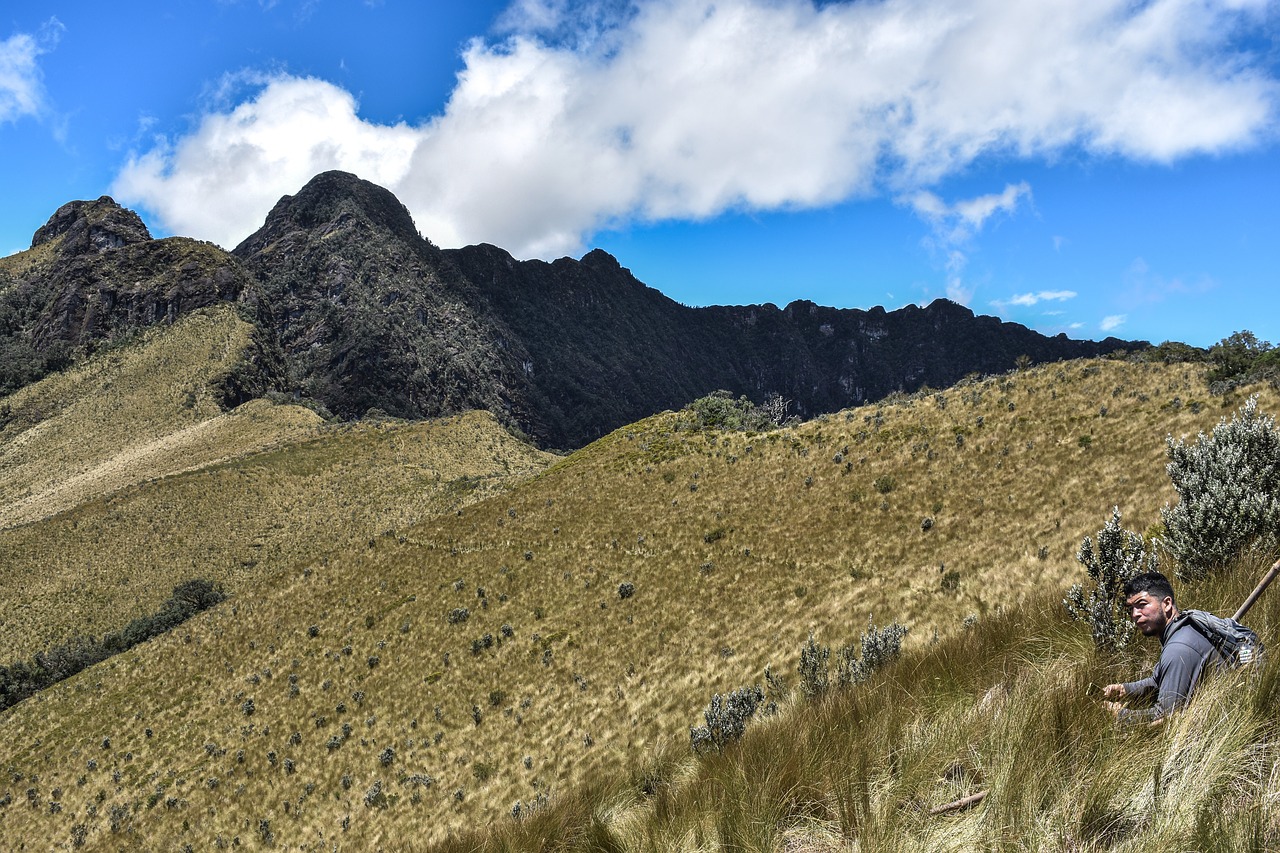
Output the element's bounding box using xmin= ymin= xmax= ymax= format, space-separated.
xmin=1101 ymin=571 xmax=1220 ymax=724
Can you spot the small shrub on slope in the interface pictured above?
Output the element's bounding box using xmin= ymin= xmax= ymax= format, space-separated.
xmin=837 ymin=618 xmax=910 ymax=686
xmin=689 ymin=685 xmax=765 ymax=754
xmin=799 ymin=620 xmax=909 ymax=698
xmin=680 ymin=390 xmax=791 ymax=432
xmin=1064 ymin=507 xmax=1156 ymax=652
xmin=797 ymin=634 xmax=830 ymax=697
xmin=1161 ymin=395 xmax=1280 ymax=580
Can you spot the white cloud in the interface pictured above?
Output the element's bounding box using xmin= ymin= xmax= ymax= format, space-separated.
xmin=1101 ymin=314 xmax=1128 ymax=332
xmin=113 ymin=0 xmax=1279 ymax=254
xmin=1120 ymin=256 xmax=1216 ymax=306
xmin=0 ymin=19 xmax=62 ymax=124
xmin=908 ymin=182 xmax=1032 ymax=244
xmin=907 ymin=182 xmax=1031 ymax=306
xmin=996 ymin=289 xmax=1078 ymax=308
xmin=114 ymin=76 xmax=420 ymax=249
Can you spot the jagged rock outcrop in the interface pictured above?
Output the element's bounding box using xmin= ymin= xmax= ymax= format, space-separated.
xmin=4 ymin=173 xmax=1147 ymax=447
xmin=30 ymin=197 xmax=153 ymax=253
xmin=231 ymin=171 xmax=532 ymax=430
xmin=1 ymin=197 xmax=255 ymax=394
xmin=446 ymin=242 xmax=1139 ymax=447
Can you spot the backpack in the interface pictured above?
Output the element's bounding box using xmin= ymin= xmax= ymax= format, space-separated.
xmin=1176 ymin=610 xmax=1264 ymax=668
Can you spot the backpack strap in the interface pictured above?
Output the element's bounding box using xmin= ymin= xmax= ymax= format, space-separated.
xmin=1178 ymin=609 xmax=1262 ymax=666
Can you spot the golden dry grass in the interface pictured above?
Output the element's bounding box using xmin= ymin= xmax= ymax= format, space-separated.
xmin=1 ymin=353 xmax=1273 ymax=851
xmin=0 ymin=306 xmax=322 ymax=530
xmin=455 ymin=553 xmax=1280 ymax=853
xmin=0 ymin=236 xmax=60 ymax=284
xmin=0 ymin=306 xmax=556 ymax=660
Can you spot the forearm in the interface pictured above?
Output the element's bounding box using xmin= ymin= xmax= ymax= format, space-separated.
xmin=1122 ymin=677 xmax=1156 ymax=697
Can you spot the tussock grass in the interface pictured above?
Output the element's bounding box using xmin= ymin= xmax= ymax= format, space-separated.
xmin=0 ymin=354 xmax=1276 ymax=849
xmin=1 ymin=306 xmax=555 ymax=658
xmin=458 ymin=556 xmax=1280 ymax=852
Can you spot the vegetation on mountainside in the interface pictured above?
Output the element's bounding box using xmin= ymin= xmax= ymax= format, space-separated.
xmin=1 ymin=354 xmax=1273 ymax=850
xmin=1063 ymin=508 xmax=1158 ymax=652
xmin=437 ymin=560 xmax=1280 ymax=852
xmin=0 ymin=407 xmax=554 ymax=661
xmin=676 ymin=389 xmax=794 ymax=433
xmin=1206 ymin=330 xmax=1280 ymax=392
xmin=0 ymin=309 xmax=554 ymax=660
xmin=0 ymin=580 xmax=225 ymax=712
xmin=1161 ymin=395 xmax=1280 ymax=579
xmin=0 ymin=210 xmax=252 ymax=396
xmin=0 ymin=305 xmax=318 ymax=531
xmin=0 ymin=238 xmax=70 ymax=392
xmin=435 ymin=393 xmax=1280 ymax=852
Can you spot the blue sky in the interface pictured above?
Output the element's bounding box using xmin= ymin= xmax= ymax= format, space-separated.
xmin=3 ymin=1 xmax=1278 ymax=348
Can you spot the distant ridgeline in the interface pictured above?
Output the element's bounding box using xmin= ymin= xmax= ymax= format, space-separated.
xmin=1 ymin=171 xmax=1145 ymax=449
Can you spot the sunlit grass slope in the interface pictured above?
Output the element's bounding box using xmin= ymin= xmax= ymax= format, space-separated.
xmin=0 ymin=359 xmax=1272 ymax=850
xmin=0 ymin=305 xmax=319 ymax=530
xmin=0 ymin=408 xmax=556 ymax=661
xmin=1 ymin=303 xmax=557 ymax=658
xmin=454 ymin=553 xmax=1280 ymax=852
xmin=0 ymin=236 xmax=59 ymax=283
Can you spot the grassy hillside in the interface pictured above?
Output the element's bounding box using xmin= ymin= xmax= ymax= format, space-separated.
xmin=1 ymin=305 xmax=556 ymax=658
xmin=0 ymin=357 xmax=1271 ymax=850
xmin=450 ymin=557 xmax=1280 ymax=852
xmin=0 ymin=305 xmax=317 ymax=531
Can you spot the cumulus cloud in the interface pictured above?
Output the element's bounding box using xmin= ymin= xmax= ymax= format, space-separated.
xmin=113 ymin=0 xmax=1279 ymax=254
xmin=1101 ymin=314 xmax=1128 ymax=332
xmin=0 ymin=19 xmax=62 ymax=124
xmin=114 ymin=75 xmax=419 ymax=248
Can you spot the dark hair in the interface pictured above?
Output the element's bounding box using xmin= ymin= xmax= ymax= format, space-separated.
xmin=1124 ymin=571 xmax=1176 ymax=603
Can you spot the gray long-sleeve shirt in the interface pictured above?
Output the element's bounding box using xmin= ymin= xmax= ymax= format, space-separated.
xmin=1119 ymin=613 xmax=1220 ymax=723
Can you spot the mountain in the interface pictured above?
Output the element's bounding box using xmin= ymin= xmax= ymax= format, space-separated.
xmin=230 ymin=172 xmax=533 ymax=432
xmin=3 ymin=171 xmax=1147 ymax=448
xmin=447 ymin=241 xmax=1140 ymax=446
xmin=0 ymin=197 xmax=256 ymax=395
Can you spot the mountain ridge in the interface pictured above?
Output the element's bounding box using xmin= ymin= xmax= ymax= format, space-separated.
xmin=3 ymin=170 xmax=1148 ymax=447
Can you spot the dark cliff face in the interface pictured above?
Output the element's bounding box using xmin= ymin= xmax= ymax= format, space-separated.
xmin=445 ymin=244 xmax=1142 ymax=447
xmin=1 ymin=197 xmax=254 ymax=394
xmin=5 ymin=173 xmax=1147 ymax=447
xmin=443 ymin=243 xmax=725 ymax=447
xmin=231 ymin=171 xmax=531 ymax=429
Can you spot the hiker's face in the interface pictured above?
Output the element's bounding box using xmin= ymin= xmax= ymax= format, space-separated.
xmin=1125 ymin=591 xmax=1174 ymax=636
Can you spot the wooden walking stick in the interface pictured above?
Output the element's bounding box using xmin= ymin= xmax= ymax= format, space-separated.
xmin=929 ymin=789 xmax=988 ymax=815
xmin=1233 ymin=556 xmax=1280 ymax=622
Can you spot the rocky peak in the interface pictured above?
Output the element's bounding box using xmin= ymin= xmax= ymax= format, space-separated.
xmin=580 ymin=248 xmax=622 ymax=270
xmin=31 ymin=196 xmax=152 ymax=254
xmin=232 ymin=171 xmax=423 ymax=258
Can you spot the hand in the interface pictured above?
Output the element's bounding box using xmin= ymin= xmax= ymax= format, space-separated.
xmin=1101 ymin=683 xmax=1126 ymax=700
xmin=1101 ymin=700 xmax=1125 ymax=719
